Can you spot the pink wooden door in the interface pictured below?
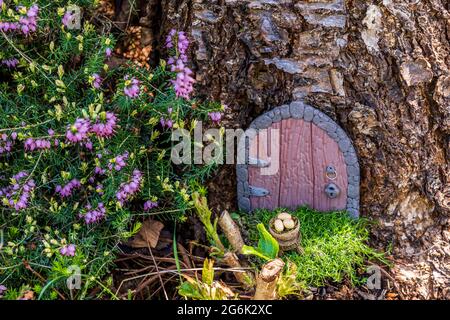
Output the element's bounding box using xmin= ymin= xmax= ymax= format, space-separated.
xmin=247 ymin=118 xmax=348 ymax=212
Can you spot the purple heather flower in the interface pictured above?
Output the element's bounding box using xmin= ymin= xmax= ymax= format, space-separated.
xmin=166 ymin=30 xmax=189 ymax=59
xmin=80 ymin=203 xmax=106 ymax=224
xmin=15 ymin=4 xmax=39 ymax=35
xmin=108 ymin=151 xmax=129 ymax=171
xmin=0 ymin=22 xmax=19 ymax=32
xmin=47 ymin=129 xmax=55 ymax=136
xmin=91 ymin=112 xmax=117 ymax=138
xmin=177 ymin=32 xmax=189 ymax=55
xmin=83 ymin=140 xmax=93 ymax=150
xmin=160 ymin=118 xmax=173 ymax=129
xmin=24 ymin=138 xmax=51 ymax=152
xmin=208 ymin=112 xmax=223 ymax=124
xmin=91 ymin=73 xmax=102 ymax=89
xmin=166 ymin=30 xmax=195 ymax=99
xmin=116 ymin=170 xmax=143 ymax=205
xmin=96 ymin=183 xmax=104 ymax=195
xmin=144 ymin=200 xmax=158 ymax=211
xmin=66 ymin=118 xmax=90 ymax=143
xmin=123 ymin=76 xmax=140 ymax=99
xmin=105 ymin=47 xmax=112 ymax=58
xmin=0 ymin=285 xmax=6 ymax=295
xmin=0 ymin=172 xmax=34 ymax=211
xmin=0 ymin=133 xmax=16 ymax=155
xmin=61 ymin=11 xmax=74 ymax=27
xmin=94 ymin=166 xmax=105 ymax=175
xmin=172 ymin=68 xmax=195 ymax=99
xmin=2 ymin=58 xmax=19 ymax=68
xmin=60 ymin=244 xmax=76 ymax=257
xmin=56 ymin=179 xmax=81 ymax=198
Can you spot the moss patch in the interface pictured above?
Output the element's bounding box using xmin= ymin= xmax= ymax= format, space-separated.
xmin=242 ymin=207 xmax=387 ymax=289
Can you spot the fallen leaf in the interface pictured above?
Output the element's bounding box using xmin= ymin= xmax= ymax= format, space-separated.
xmin=128 ymin=219 xmax=164 ymax=249
xmin=21 ymin=290 xmax=35 ymax=300
xmin=386 ymin=292 xmax=398 ymax=300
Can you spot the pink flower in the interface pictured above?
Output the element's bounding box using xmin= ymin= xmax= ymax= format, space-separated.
xmin=166 ymin=30 xmax=195 ymax=98
xmin=80 ymin=203 xmax=106 ymax=224
xmin=123 ymin=76 xmax=140 ymax=98
xmin=15 ymin=4 xmax=39 ymax=35
xmin=144 ymin=200 xmax=158 ymax=211
xmin=208 ymin=112 xmax=223 ymax=124
xmin=116 ymin=170 xmax=143 ymax=205
xmin=60 ymin=244 xmax=76 ymax=257
xmin=91 ymin=73 xmax=102 ymax=89
xmin=160 ymin=118 xmax=173 ymax=129
xmin=105 ymin=47 xmax=112 ymax=58
xmin=66 ymin=118 xmax=90 ymax=143
xmin=0 ymin=171 xmax=34 ymax=211
xmin=24 ymin=137 xmax=51 ymax=152
xmin=0 ymin=22 xmax=19 ymax=32
xmin=91 ymin=112 xmax=117 ymax=138
xmin=172 ymin=68 xmax=195 ymax=99
xmin=0 ymin=285 xmax=7 ymax=295
xmin=108 ymin=151 xmax=128 ymax=171
xmin=56 ymin=179 xmax=81 ymax=198
xmin=61 ymin=11 xmax=74 ymax=27
xmin=2 ymin=58 xmax=19 ymax=68
xmin=0 ymin=133 xmax=16 ymax=155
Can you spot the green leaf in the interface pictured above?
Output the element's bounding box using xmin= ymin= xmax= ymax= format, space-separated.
xmin=202 ymin=259 xmax=214 ymax=286
xmin=241 ymin=245 xmax=271 ymax=261
xmin=256 ymin=223 xmax=279 ymax=259
xmin=178 ymin=282 xmax=203 ymax=300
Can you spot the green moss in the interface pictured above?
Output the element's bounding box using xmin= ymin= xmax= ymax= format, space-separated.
xmin=243 ymin=207 xmax=387 ymax=289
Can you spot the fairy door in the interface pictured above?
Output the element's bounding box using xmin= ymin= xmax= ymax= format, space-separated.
xmin=236 ymin=101 xmax=360 ymax=218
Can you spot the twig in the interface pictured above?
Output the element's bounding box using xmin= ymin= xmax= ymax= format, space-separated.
xmin=143 ymin=227 xmax=169 ymax=300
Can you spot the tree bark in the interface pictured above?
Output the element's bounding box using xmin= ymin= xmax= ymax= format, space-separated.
xmin=133 ymin=0 xmax=449 ymax=299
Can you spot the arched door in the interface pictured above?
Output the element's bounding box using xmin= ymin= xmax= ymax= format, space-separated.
xmin=237 ymin=101 xmax=360 ymax=218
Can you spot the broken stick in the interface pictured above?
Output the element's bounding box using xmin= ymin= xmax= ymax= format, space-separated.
xmin=218 ymin=210 xmax=245 ymax=253
xmin=223 ymin=252 xmax=255 ymax=289
xmin=253 ymin=258 xmax=285 ymax=300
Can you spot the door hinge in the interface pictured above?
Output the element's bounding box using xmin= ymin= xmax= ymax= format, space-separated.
xmin=248 ymin=186 xmax=270 ymax=197
xmin=248 ymin=157 xmax=270 ymax=168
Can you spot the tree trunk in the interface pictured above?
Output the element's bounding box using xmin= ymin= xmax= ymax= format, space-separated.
xmin=133 ymin=0 xmax=449 ymax=299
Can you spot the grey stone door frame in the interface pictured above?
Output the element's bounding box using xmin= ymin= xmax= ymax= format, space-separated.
xmin=236 ymin=100 xmax=360 ymax=218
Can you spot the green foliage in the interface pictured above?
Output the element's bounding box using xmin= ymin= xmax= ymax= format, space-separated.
xmin=277 ymin=261 xmax=304 ymax=299
xmin=0 ymin=0 xmax=222 ymax=299
xmin=244 ymin=207 xmax=387 ymax=292
xmin=191 ymin=192 xmax=224 ymax=253
xmin=242 ymin=223 xmax=279 ymax=261
xmin=178 ymin=258 xmax=235 ymax=300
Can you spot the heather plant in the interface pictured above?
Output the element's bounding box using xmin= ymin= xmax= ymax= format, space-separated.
xmin=0 ymin=0 xmax=223 ymax=300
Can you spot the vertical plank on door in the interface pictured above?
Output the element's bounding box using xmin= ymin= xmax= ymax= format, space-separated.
xmin=312 ymin=124 xmax=348 ymax=211
xmin=248 ymin=122 xmax=281 ymax=210
xmin=279 ymin=119 xmax=315 ymax=210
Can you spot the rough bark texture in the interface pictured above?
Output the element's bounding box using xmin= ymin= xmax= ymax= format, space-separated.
xmin=131 ymin=0 xmax=449 ymax=298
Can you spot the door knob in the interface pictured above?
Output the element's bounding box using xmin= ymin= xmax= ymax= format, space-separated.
xmin=324 ymin=183 xmax=340 ymax=199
